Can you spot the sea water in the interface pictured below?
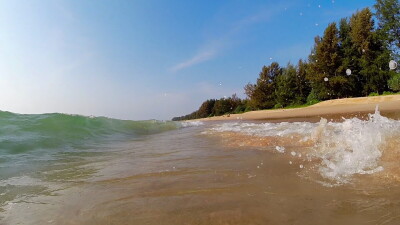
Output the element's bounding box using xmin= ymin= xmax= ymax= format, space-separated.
xmin=1 ymin=109 xmax=400 ymax=224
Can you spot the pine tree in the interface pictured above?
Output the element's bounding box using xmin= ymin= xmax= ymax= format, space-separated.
xmin=244 ymin=62 xmax=281 ymax=109
xmin=337 ymin=18 xmax=360 ymax=97
xmin=307 ymin=23 xmax=341 ymax=99
xmin=197 ymin=99 xmax=216 ymax=118
xmin=351 ymin=8 xmax=392 ymax=94
xmin=374 ymin=0 xmax=400 ymax=55
xmin=275 ymin=63 xmax=297 ymax=107
xmin=296 ymin=59 xmax=312 ymax=102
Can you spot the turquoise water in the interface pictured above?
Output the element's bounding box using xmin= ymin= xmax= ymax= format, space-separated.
xmin=0 ymin=111 xmax=180 ymax=211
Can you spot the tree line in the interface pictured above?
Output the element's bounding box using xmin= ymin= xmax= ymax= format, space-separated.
xmin=172 ymin=0 xmax=400 ymax=121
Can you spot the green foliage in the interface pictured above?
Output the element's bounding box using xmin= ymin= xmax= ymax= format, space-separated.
xmin=382 ymin=91 xmax=396 ymax=95
xmin=349 ymin=8 xmax=392 ymax=94
xmin=245 ymin=63 xmax=282 ymax=109
xmin=306 ymin=89 xmax=320 ymax=105
xmin=368 ymin=92 xmax=380 ymax=96
xmin=233 ymin=105 xmax=246 ymax=114
xmin=388 ymin=73 xmax=400 ymax=91
xmin=374 ymin=0 xmax=400 ymax=53
xmin=273 ymin=103 xmax=283 ymax=109
xmin=196 ymin=99 xmax=216 ymax=118
xmin=307 ymin=23 xmax=343 ymax=100
xmin=172 ymin=94 xmax=244 ymax=121
xmin=212 ymin=98 xmax=232 ymax=116
xmin=244 ymin=105 xmax=254 ymax=112
xmin=296 ymin=59 xmax=312 ymax=102
xmin=275 ymin=63 xmax=298 ymax=107
xmin=338 ymin=18 xmax=362 ymax=97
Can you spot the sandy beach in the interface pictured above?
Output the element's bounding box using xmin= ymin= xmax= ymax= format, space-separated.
xmin=195 ymin=95 xmax=400 ymax=121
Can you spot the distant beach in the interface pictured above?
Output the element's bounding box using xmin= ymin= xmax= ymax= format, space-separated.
xmin=195 ymin=95 xmax=400 ymax=122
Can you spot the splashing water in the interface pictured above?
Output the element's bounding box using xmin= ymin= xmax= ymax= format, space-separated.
xmin=275 ymin=146 xmax=285 ymax=153
xmin=180 ymin=121 xmax=204 ymax=127
xmin=207 ymin=107 xmax=400 ymax=185
xmin=314 ymin=107 xmax=397 ymax=184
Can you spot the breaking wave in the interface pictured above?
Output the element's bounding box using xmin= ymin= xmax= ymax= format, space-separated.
xmin=206 ymin=107 xmax=400 ymax=185
xmin=0 ymin=111 xmax=181 ymax=155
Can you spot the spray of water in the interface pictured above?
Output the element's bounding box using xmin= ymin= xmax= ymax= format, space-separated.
xmin=207 ymin=107 xmax=400 ymax=185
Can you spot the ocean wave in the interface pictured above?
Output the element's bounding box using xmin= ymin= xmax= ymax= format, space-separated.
xmin=0 ymin=111 xmax=180 ymax=154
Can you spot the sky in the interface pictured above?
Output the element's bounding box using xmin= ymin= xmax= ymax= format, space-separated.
xmin=0 ymin=0 xmax=376 ymax=120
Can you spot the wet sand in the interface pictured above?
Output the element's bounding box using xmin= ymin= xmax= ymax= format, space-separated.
xmin=195 ymin=95 xmax=400 ymax=122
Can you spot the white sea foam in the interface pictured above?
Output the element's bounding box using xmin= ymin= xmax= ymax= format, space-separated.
xmin=0 ymin=176 xmax=42 ymax=187
xmin=208 ymin=108 xmax=400 ymax=183
xmin=314 ymin=108 xmax=398 ymax=183
xmin=275 ymin=146 xmax=285 ymax=153
xmin=180 ymin=121 xmax=204 ymax=127
xmin=209 ymin=121 xmax=316 ymax=137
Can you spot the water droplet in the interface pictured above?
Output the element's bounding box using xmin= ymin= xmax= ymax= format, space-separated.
xmin=362 ymin=49 xmax=366 ymax=53
xmin=269 ymin=57 xmax=273 ymax=60
xmin=318 ymin=5 xmax=321 ymax=8
xmin=346 ymin=69 xmax=351 ymax=76
xmin=315 ymin=23 xmax=319 ymax=26
xmin=300 ymin=164 xmax=304 ymax=169
xmin=257 ymin=166 xmax=260 ymax=169
xmin=324 ymin=77 xmax=329 ymax=82
xmin=275 ymin=146 xmax=285 ymax=153
xmin=289 ymin=161 xmax=292 ymax=165
xmin=299 ymin=12 xmax=303 ymax=16
xmin=291 ymin=151 xmax=296 ymax=156
xmin=389 ymin=60 xmax=397 ymax=70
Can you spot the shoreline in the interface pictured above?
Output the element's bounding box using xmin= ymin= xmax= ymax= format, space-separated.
xmin=194 ymin=95 xmax=400 ymax=122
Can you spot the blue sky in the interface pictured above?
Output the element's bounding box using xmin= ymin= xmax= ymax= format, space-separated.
xmin=0 ymin=0 xmax=376 ymax=120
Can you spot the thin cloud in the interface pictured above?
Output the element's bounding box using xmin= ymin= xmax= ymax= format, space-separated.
xmin=170 ymin=50 xmax=216 ymax=72
xmin=169 ymin=4 xmax=288 ymax=73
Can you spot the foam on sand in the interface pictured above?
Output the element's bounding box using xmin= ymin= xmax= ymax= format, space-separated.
xmin=206 ymin=107 xmax=400 ymax=185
